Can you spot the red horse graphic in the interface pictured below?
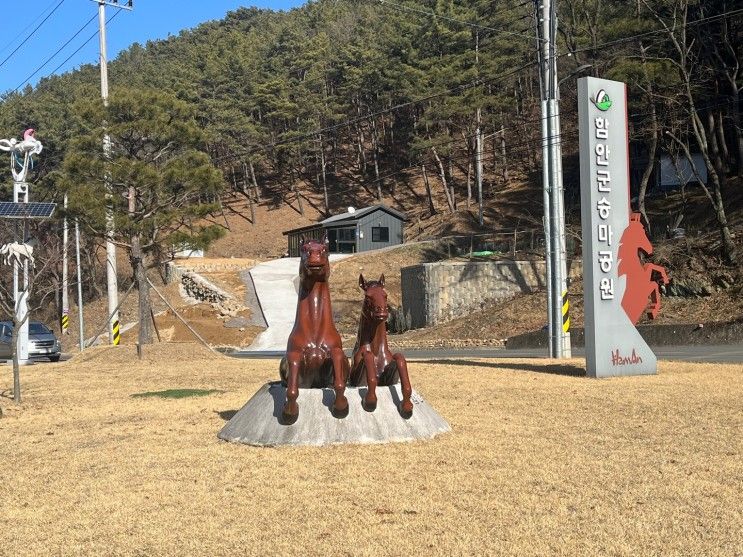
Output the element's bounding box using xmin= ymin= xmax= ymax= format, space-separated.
xmin=617 ymin=213 xmax=670 ymax=324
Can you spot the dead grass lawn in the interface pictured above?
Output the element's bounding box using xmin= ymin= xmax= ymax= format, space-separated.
xmin=0 ymin=344 xmax=740 ymax=556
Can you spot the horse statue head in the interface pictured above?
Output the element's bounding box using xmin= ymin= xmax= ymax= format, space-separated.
xmin=618 ymin=213 xmax=652 ymax=278
xmin=617 ymin=213 xmax=670 ymax=323
xmin=359 ymin=273 xmax=388 ymax=323
xmin=299 ymin=235 xmax=330 ymax=284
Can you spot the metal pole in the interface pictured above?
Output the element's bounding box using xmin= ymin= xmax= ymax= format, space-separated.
xmin=538 ymin=0 xmax=555 ymax=357
xmin=548 ymin=0 xmax=570 ymax=357
xmin=12 ymin=179 xmax=30 ymax=363
xmin=61 ymin=194 xmax=69 ymax=335
xmin=98 ymin=0 xmax=120 ymax=346
xmin=75 ymin=218 xmax=85 ymax=351
xmin=475 ymin=32 xmax=484 ymax=227
xmin=552 ymin=96 xmax=571 ymax=357
xmin=537 ymin=0 xmax=570 ymax=358
xmin=476 ymin=110 xmax=484 ymax=227
xmin=540 ymin=99 xmax=554 ymax=357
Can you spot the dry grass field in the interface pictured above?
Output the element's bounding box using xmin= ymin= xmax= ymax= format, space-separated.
xmin=0 ymin=344 xmax=741 ymax=556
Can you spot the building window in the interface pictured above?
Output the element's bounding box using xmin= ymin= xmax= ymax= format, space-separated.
xmin=372 ymin=226 xmax=389 ymax=242
xmin=336 ymin=228 xmax=355 ymax=241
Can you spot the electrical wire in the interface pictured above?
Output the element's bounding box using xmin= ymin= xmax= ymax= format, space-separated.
xmin=375 ymin=0 xmax=543 ymax=42
xmin=218 ymin=6 xmax=742 ymax=166
xmin=558 ymin=7 xmax=743 ymax=58
xmin=14 ymin=14 xmax=98 ymax=93
xmin=0 ymin=0 xmax=59 ymax=57
xmin=0 ymin=0 xmax=67 ymax=70
xmin=15 ymin=9 xmax=122 ymax=93
xmin=215 ymin=60 xmax=540 ymax=163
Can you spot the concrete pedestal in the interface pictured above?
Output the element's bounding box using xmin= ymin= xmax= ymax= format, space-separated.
xmin=218 ymin=382 xmax=450 ymax=447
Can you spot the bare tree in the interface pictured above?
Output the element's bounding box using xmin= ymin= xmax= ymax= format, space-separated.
xmin=643 ymin=0 xmax=738 ymax=264
xmin=0 ymin=220 xmax=63 ymax=405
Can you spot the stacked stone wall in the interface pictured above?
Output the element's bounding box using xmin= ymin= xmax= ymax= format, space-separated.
xmin=401 ymin=260 xmax=581 ymax=329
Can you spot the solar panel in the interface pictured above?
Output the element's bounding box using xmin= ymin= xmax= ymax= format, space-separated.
xmin=0 ymin=202 xmax=56 ymax=219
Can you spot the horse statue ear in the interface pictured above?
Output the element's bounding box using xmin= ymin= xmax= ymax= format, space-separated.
xmin=379 ymin=274 xmax=385 ymax=287
xmin=359 ymin=273 xmax=366 ymax=290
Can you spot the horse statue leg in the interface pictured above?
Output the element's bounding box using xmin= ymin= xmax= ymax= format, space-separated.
xmin=646 ymin=263 xmax=670 ymax=286
xmin=391 ymin=353 xmax=413 ymax=419
xmin=647 ymin=282 xmax=662 ymax=320
xmin=281 ymin=350 xmax=302 ymax=425
xmin=329 ymin=346 xmax=349 ymax=419
xmin=361 ymin=351 xmax=378 ymax=412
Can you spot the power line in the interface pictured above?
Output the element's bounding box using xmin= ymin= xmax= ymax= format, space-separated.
xmin=559 ymin=7 xmax=743 ymax=57
xmin=216 ymin=60 xmax=539 ymax=163
xmin=0 ymin=0 xmax=67 ymax=70
xmin=17 ymin=9 xmax=122 ymax=93
xmin=0 ymin=0 xmax=59 ymax=57
xmin=375 ymin=0 xmax=542 ymax=42
xmin=14 ymin=14 xmax=98 ymax=93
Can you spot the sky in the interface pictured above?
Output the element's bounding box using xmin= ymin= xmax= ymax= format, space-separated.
xmin=0 ymin=0 xmax=307 ymax=95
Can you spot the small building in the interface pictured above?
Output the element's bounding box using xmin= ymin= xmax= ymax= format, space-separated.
xmin=283 ymin=205 xmax=406 ymax=257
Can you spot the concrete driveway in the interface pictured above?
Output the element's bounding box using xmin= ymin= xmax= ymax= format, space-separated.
xmin=246 ymin=255 xmax=350 ymax=351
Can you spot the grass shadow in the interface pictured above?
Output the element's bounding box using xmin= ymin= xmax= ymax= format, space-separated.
xmin=131 ymin=388 xmax=224 ymax=399
xmin=419 ymin=358 xmax=586 ymax=378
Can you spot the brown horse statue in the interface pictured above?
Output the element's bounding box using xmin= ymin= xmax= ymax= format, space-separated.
xmin=349 ymin=274 xmax=413 ymax=418
xmin=279 ymin=236 xmax=349 ymax=424
xmin=618 ymin=213 xmax=670 ymax=323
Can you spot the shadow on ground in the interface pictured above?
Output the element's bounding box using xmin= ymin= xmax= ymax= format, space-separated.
xmin=419 ymin=358 xmax=587 ymax=378
xmin=217 ymin=410 xmax=238 ymax=421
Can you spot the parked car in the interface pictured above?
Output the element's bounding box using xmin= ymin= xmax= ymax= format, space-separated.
xmin=0 ymin=321 xmax=61 ymax=362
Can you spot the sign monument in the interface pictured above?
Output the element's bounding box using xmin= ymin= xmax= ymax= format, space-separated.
xmin=578 ymin=77 xmax=669 ymax=378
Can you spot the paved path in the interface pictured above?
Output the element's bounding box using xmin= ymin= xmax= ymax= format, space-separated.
xmin=246 ymin=255 xmax=350 ymax=351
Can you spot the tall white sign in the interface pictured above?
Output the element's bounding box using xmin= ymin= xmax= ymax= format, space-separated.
xmin=578 ymin=77 xmax=666 ymax=378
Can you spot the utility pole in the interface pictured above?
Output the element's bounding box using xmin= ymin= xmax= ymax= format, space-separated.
xmin=61 ymin=194 xmax=69 ymax=335
xmin=475 ymin=31 xmax=484 ymax=226
xmin=93 ymin=0 xmax=133 ymax=346
xmin=537 ymin=0 xmax=570 ymax=358
xmin=75 ymin=218 xmax=85 ymax=351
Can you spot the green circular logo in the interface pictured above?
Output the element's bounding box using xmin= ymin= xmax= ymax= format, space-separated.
xmin=594 ymin=89 xmax=612 ymax=111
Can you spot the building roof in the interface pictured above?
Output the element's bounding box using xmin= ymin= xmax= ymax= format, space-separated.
xmin=321 ymin=204 xmax=407 ymax=226
xmin=283 ymin=204 xmax=407 ymax=235
xmin=281 ymin=223 xmax=323 ymax=236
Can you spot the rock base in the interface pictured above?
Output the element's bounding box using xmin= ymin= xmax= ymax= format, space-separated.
xmin=218 ymin=382 xmax=450 ymax=447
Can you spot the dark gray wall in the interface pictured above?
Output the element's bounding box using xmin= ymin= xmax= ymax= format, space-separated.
xmin=357 ymin=209 xmax=404 ymax=252
xmin=286 ymin=227 xmax=323 ymax=256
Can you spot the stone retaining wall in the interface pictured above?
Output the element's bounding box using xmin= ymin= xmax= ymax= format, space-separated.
xmin=166 ymin=263 xmax=245 ymax=319
xmin=401 ymin=260 xmax=581 ymax=329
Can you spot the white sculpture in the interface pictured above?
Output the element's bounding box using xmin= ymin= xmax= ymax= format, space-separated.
xmin=0 ymin=129 xmax=43 ymax=183
xmin=0 ymin=241 xmax=35 ymax=268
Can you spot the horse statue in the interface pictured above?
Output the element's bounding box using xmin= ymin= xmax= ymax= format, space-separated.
xmin=349 ymin=274 xmax=414 ymax=418
xmin=0 ymin=129 xmax=43 ymax=183
xmin=279 ymin=236 xmax=349 ymax=424
xmin=617 ymin=213 xmax=670 ymax=324
xmin=0 ymin=241 xmax=35 ymax=268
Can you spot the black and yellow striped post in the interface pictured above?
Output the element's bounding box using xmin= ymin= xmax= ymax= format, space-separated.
xmin=112 ymin=319 xmax=121 ymax=345
xmin=561 ymin=290 xmax=570 ymax=334
xmin=61 ymin=311 xmax=69 ymax=334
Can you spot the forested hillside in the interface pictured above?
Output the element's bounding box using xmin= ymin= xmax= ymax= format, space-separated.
xmin=0 ymin=0 xmax=741 ymax=324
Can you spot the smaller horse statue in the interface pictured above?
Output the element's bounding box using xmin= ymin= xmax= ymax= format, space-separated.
xmin=618 ymin=213 xmax=670 ymax=324
xmin=0 ymin=241 xmax=35 ymax=268
xmin=279 ymin=236 xmax=349 ymax=424
xmin=350 ymin=274 xmax=414 ymax=418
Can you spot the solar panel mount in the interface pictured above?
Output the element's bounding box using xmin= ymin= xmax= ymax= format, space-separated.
xmin=0 ymin=202 xmax=56 ymax=219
